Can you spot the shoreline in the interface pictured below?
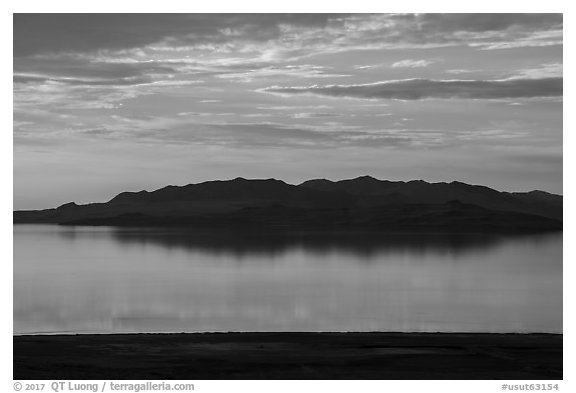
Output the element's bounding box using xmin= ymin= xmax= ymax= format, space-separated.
xmin=14 ymin=332 xmax=562 ymax=380
xmin=13 ymin=330 xmax=564 ymax=336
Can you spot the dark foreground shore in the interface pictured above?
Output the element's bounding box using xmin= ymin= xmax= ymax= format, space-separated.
xmin=14 ymin=332 xmax=562 ymax=380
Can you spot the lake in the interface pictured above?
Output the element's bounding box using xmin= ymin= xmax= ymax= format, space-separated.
xmin=13 ymin=225 xmax=562 ymax=334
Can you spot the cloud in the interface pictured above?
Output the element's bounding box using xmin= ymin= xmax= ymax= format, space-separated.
xmin=13 ymin=73 xmax=153 ymax=87
xmin=353 ymin=65 xmax=376 ymax=70
xmin=333 ymin=14 xmax=562 ymax=51
xmin=292 ymin=113 xmax=343 ymax=119
xmin=14 ymin=55 xmax=178 ymax=81
xmin=472 ymin=29 xmax=563 ymax=50
xmin=12 ymin=52 xmax=205 ymax=113
xmin=445 ymin=69 xmax=483 ymax=74
xmin=13 ymin=14 xmax=344 ymax=57
xmin=512 ymin=63 xmax=563 ymax=79
xmin=14 ymin=14 xmax=562 ymax=63
xmin=14 ymin=14 xmax=563 ymax=117
xmin=215 ymin=64 xmax=350 ymax=82
xmin=262 ymin=77 xmax=563 ymax=101
xmin=114 ymin=117 xmax=506 ymax=149
xmin=407 ymin=13 xmax=561 ymax=34
xmin=139 ymin=122 xmax=426 ymax=149
xmin=257 ymin=105 xmax=333 ymax=111
xmin=108 ymin=120 xmax=337 ymax=148
xmin=391 ymin=59 xmax=435 ymax=68
xmin=13 ymin=73 xmax=201 ymax=112
xmin=177 ymin=112 xmax=236 ymax=117
xmin=34 ymin=113 xmax=437 ymax=149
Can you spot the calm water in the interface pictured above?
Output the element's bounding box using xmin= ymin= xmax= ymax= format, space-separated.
xmin=14 ymin=225 xmax=562 ymax=334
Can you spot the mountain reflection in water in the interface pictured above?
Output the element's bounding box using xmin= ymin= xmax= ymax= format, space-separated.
xmin=14 ymin=225 xmax=562 ymax=334
xmin=55 ymin=227 xmax=558 ymax=261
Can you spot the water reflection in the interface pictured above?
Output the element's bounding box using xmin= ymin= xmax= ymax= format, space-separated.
xmin=14 ymin=225 xmax=562 ymax=334
xmin=55 ymin=226 xmax=558 ymax=261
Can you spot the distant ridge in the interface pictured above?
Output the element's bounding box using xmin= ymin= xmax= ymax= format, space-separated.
xmin=299 ymin=176 xmax=561 ymax=219
xmin=14 ymin=176 xmax=562 ymax=232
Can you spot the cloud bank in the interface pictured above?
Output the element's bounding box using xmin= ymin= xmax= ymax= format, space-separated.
xmin=263 ymin=77 xmax=563 ymax=100
xmin=391 ymin=60 xmax=435 ymax=68
xmin=14 ymin=13 xmax=562 ymax=60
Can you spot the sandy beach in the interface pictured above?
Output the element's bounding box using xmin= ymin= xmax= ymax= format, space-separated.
xmin=14 ymin=332 xmax=562 ymax=380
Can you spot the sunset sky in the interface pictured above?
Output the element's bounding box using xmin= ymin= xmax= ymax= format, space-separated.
xmin=13 ymin=13 xmax=563 ymax=209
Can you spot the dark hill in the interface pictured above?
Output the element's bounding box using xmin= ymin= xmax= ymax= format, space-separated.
xmin=109 ymin=177 xmax=353 ymax=208
xmin=14 ymin=176 xmax=562 ymax=233
xmin=300 ymin=177 xmax=562 ymax=220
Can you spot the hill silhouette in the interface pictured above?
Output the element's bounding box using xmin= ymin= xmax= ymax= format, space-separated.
xmin=13 ymin=176 xmax=562 ymax=233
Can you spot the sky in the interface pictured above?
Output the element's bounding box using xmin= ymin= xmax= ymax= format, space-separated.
xmin=13 ymin=13 xmax=563 ymax=209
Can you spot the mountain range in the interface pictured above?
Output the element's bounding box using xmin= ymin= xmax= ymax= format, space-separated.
xmin=13 ymin=176 xmax=562 ymax=232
